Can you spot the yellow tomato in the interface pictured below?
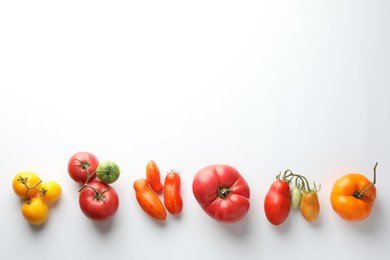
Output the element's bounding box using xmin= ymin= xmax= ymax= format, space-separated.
xmin=21 ymin=197 xmax=49 ymax=225
xmin=12 ymin=172 xmax=42 ymax=199
xmin=39 ymin=181 xmax=62 ymax=202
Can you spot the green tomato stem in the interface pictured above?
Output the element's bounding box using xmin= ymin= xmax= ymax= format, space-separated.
xmin=78 ymin=167 xmax=96 ymax=192
xmin=354 ymin=162 xmax=378 ymax=199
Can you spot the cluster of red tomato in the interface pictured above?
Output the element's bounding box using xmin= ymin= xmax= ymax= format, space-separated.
xmin=12 ymin=172 xmax=61 ymax=224
xmin=13 ymin=151 xmax=378 ymax=225
xmin=68 ymin=152 xmax=121 ymax=222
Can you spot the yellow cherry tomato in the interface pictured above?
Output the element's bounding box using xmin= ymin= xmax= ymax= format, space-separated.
xmin=21 ymin=197 xmax=49 ymax=225
xmin=39 ymin=181 xmax=62 ymax=202
xmin=12 ymin=172 xmax=42 ymax=199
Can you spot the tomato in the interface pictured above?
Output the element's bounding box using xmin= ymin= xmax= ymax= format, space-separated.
xmin=134 ymin=179 xmax=167 ymax=221
xmin=39 ymin=181 xmax=62 ymax=202
xmin=192 ymin=164 xmax=250 ymax=223
xmin=21 ymin=197 xmax=49 ymax=225
xmin=164 ymin=171 xmax=183 ymax=215
xmin=290 ymin=187 xmax=302 ymax=209
xmin=68 ymin=151 xmax=99 ymax=184
xmin=96 ymin=160 xmax=120 ymax=184
xmin=146 ymin=160 xmax=163 ymax=194
xmin=300 ymin=192 xmax=320 ymax=222
xmin=12 ymin=172 xmax=42 ymax=199
xmin=330 ymin=163 xmax=377 ymax=222
xmin=79 ymin=180 xmax=119 ymax=222
xmin=264 ymin=179 xmax=291 ymax=226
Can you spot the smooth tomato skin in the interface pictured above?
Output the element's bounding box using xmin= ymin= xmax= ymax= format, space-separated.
xmin=68 ymin=152 xmax=99 ymax=184
xmin=192 ymin=164 xmax=250 ymax=223
xmin=330 ymin=173 xmax=376 ymax=221
xmin=300 ymin=192 xmax=320 ymax=222
xmin=164 ymin=171 xmax=183 ymax=215
xmin=39 ymin=181 xmax=62 ymax=202
xmin=79 ymin=180 xmax=119 ymax=222
xmin=146 ymin=160 xmax=164 ymax=194
xmin=21 ymin=197 xmax=49 ymax=225
xmin=264 ymin=180 xmax=291 ymax=226
xmin=12 ymin=172 xmax=42 ymax=199
xmin=134 ymin=179 xmax=167 ymax=221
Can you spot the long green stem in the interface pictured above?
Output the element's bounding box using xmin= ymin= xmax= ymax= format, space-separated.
xmin=355 ymin=162 xmax=378 ymax=199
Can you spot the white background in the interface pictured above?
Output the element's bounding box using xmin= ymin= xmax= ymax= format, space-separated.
xmin=1 ymin=1 xmax=389 ymax=260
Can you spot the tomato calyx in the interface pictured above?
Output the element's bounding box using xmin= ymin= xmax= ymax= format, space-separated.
xmin=353 ymin=162 xmax=378 ymax=200
xmin=218 ymin=187 xmax=231 ymax=198
xmin=84 ymin=185 xmax=108 ymax=203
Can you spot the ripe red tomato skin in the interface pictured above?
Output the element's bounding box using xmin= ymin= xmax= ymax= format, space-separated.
xmin=134 ymin=179 xmax=167 ymax=221
xmin=79 ymin=180 xmax=119 ymax=222
xmin=264 ymin=180 xmax=291 ymax=226
xmin=192 ymin=164 xmax=250 ymax=224
xmin=164 ymin=171 xmax=183 ymax=215
xmin=68 ymin=152 xmax=99 ymax=184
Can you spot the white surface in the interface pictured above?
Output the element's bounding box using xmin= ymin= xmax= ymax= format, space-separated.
xmin=1 ymin=1 xmax=389 ymax=260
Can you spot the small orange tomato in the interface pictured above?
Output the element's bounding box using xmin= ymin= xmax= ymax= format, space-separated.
xmin=21 ymin=197 xmax=49 ymax=225
xmin=300 ymin=192 xmax=320 ymax=222
xmin=146 ymin=160 xmax=164 ymax=194
xmin=39 ymin=181 xmax=62 ymax=202
xmin=330 ymin=163 xmax=377 ymax=222
xmin=12 ymin=172 xmax=42 ymax=199
xmin=133 ymin=179 xmax=167 ymax=221
xmin=164 ymin=171 xmax=183 ymax=215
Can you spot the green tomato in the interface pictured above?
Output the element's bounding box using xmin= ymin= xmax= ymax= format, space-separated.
xmin=96 ymin=161 xmax=120 ymax=184
xmin=290 ymin=187 xmax=302 ymax=209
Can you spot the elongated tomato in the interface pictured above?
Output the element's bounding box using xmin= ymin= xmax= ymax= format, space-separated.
xmin=146 ymin=160 xmax=164 ymax=193
xmin=134 ymin=179 xmax=167 ymax=221
xmin=164 ymin=171 xmax=183 ymax=215
xmin=300 ymin=192 xmax=320 ymax=222
xmin=264 ymin=180 xmax=291 ymax=226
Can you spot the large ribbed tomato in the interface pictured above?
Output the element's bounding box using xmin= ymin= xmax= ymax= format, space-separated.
xmin=330 ymin=163 xmax=378 ymax=222
xmin=192 ymin=164 xmax=250 ymax=223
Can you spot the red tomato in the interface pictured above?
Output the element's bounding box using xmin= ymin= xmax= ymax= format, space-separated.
xmin=134 ymin=179 xmax=167 ymax=221
xmin=146 ymin=160 xmax=164 ymax=194
xmin=68 ymin=151 xmax=99 ymax=184
xmin=164 ymin=171 xmax=183 ymax=215
xmin=192 ymin=164 xmax=250 ymax=223
xmin=79 ymin=180 xmax=119 ymax=222
xmin=264 ymin=179 xmax=291 ymax=226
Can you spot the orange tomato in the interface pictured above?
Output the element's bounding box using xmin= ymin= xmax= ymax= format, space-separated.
xmin=12 ymin=172 xmax=42 ymax=199
xmin=133 ymin=179 xmax=167 ymax=221
xmin=39 ymin=181 xmax=62 ymax=202
xmin=300 ymin=192 xmax=320 ymax=222
xmin=146 ymin=160 xmax=164 ymax=194
xmin=21 ymin=197 xmax=49 ymax=225
xmin=330 ymin=163 xmax=377 ymax=222
xmin=164 ymin=171 xmax=183 ymax=215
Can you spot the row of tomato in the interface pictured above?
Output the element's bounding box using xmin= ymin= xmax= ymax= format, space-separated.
xmin=12 ymin=151 xmax=378 ymax=226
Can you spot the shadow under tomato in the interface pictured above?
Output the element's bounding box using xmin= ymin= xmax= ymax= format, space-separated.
xmin=28 ymin=222 xmax=47 ymax=232
xmin=346 ymin=199 xmax=383 ymax=234
xmin=93 ymin=217 xmax=116 ymax=234
xmin=218 ymin=213 xmax=251 ymax=238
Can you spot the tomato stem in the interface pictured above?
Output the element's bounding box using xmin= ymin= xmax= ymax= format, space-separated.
xmin=85 ymin=185 xmax=108 ymax=202
xmin=79 ymin=167 xmax=96 ymax=192
xmin=354 ymin=162 xmax=378 ymax=199
xmin=218 ymin=187 xmax=231 ymax=198
xmin=18 ymin=176 xmax=42 ymax=199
